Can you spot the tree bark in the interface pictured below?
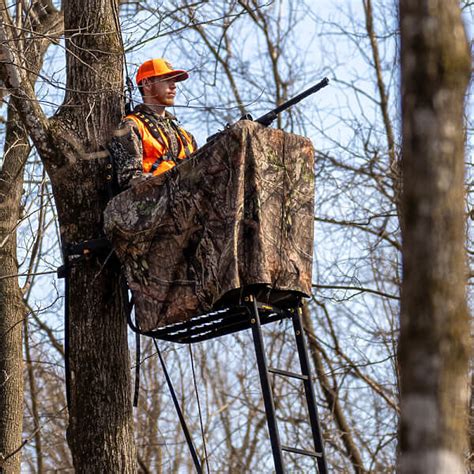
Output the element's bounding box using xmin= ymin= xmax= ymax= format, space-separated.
xmin=54 ymin=1 xmax=136 ymax=470
xmin=0 ymin=0 xmax=137 ymax=471
xmin=399 ymin=1 xmax=471 ymax=473
xmin=0 ymin=104 xmax=28 ymax=474
xmin=0 ymin=2 xmax=62 ymax=470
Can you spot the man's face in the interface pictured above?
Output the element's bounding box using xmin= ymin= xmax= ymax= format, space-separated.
xmin=142 ymin=76 xmax=177 ymax=106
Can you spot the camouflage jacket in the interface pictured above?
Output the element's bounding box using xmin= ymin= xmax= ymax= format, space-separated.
xmin=108 ymin=104 xmax=197 ymax=190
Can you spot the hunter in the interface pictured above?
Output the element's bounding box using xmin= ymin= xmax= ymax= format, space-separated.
xmin=110 ymin=58 xmax=197 ymax=190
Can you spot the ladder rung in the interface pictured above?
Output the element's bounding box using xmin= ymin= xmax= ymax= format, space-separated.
xmin=268 ymin=367 xmax=308 ymax=380
xmin=281 ymin=445 xmax=322 ymax=458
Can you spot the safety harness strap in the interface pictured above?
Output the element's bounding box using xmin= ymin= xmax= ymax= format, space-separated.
xmin=126 ymin=299 xmax=203 ymax=473
xmin=132 ymin=111 xmax=179 ymax=172
xmin=153 ymin=338 xmax=203 ymax=474
xmin=169 ymin=119 xmax=193 ymax=158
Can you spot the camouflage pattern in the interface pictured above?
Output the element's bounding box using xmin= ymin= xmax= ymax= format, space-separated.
xmin=108 ymin=104 xmax=197 ymax=190
xmin=104 ymin=120 xmax=315 ymax=332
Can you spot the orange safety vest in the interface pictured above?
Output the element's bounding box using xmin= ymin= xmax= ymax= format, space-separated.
xmin=127 ymin=113 xmax=196 ymax=177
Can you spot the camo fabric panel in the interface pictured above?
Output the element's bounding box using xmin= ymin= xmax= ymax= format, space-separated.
xmin=104 ymin=120 xmax=315 ymax=332
xmin=108 ymin=119 xmax=145 ymax=189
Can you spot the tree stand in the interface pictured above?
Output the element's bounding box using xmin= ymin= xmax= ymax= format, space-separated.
xmin=132 ymin=292 xmax=327 ymax=474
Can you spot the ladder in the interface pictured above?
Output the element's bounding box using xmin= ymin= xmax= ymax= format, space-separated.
xmin=245 ymin=295 xmax=327 ymax=474
xmin=137 ymin=291 xmax=328 ymax=473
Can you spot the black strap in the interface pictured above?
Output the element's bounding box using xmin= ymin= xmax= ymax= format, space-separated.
xmin=120 ymin=278 xmax=141 ymax=407
xmin=105 ymin=143 xmax=120 ymax=198
xmin=134 ymin=111 xmax=176 ymax=172
xmin=132 ymin=111 xmax=192 ymax=173
xmin=153 ymin=338 xmax=203 ymax=474
xmin=133 ymin=111 xmax=167 ymax=146
xmin=188 ymin=344 xmax=210 ymax=473
xmin=63 ymin=248 xmax=71 ymax=412
xmin=169 ymin=119 xmax=192 ymax=159
xmin=133 ymin=331 xmax=140 ymax=407
xmin=149 ymin=149 xmax=175 ymax=173
xmin=125 ymin=76 xmax=134 ymax=115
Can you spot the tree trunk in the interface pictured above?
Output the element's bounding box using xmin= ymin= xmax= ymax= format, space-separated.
xmin=0 ymin=0 xmax=137 ymax=470
xmin=0 ymin=105 xmax=28 ymax=474
xmin=399 ymin=1 xmax=471 ymax=473
xmin=53 ymin=1 xmax=136 ymax=470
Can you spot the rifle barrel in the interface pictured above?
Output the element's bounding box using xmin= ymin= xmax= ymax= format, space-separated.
xmin=255 ymin=77 xmax=329 ymax=126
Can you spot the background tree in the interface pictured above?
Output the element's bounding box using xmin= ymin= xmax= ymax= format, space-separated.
xmin=0 ymin=2 xmax=62 ymax=472
xmin=399 ymin=0 xmax=471 ymax=472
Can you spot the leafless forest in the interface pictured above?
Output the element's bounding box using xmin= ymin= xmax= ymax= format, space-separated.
xmin=0 ymin=0 xmax=472 ymax=472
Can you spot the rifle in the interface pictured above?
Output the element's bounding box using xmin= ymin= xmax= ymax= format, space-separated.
xmin=207 ymin=77 xmax=329 ymax=142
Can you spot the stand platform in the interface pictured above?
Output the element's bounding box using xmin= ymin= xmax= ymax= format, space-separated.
xmin=129 ymin=300 xmax=296 ymax=344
